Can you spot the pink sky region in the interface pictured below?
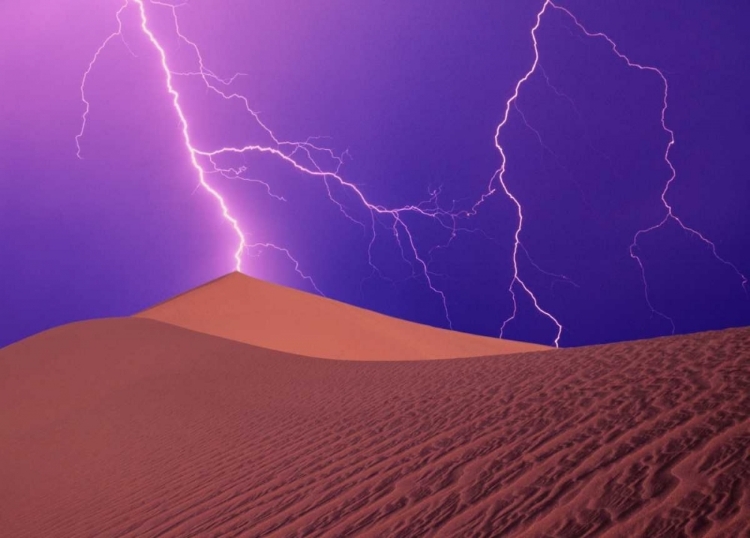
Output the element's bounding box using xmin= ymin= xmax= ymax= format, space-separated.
xmin=1 ymin=0 xmax=749 ymax=347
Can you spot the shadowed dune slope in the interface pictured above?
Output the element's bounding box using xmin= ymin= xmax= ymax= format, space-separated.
xmin=1 ymin=318 xmax=749 ymax=537
xmin=136 ymin=272 xmax=549 ymax=360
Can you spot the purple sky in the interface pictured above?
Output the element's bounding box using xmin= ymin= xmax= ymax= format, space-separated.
xmin=2 ymin=0 xmax=749 ymax=348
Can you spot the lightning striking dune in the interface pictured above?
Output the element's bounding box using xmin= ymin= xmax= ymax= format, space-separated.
xmin=1 ymin=277 xmax=749 ymax=537
xmin=136 ymin=272 xmax=549 ymax=360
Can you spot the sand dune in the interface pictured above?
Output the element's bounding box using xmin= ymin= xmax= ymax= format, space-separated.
xmin=136 ymin=272 xmax=549 ymax=360
xmin=1 ymin=313 xmax=748 ymax=537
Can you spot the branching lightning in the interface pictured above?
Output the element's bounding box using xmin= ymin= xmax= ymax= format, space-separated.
xmin=76 ymin=1 xmax=130 ymax=161
xmin=548 ymin=1 xmax=748 ymax=331
xmin=78 ymin=0 xmax=461 ymax=323
xmin=78 ymin=0 xmax=746 ymax=346
xmin=488 ymin=2 xmax=564 ymax=346
xmin=470 ymin=0 xmax=747 ymax=344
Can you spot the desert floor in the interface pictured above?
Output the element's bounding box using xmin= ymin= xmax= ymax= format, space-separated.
xmin=1 ymin=277 xmax=748 ymax=537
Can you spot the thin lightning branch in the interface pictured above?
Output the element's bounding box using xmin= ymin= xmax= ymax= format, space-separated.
xmin=539 ymin=63 xmax=611 ymax=179
xmin=247 ymin=243 xmax=325 ymax=296
xmin=519 ymin=243 xmax=579 ymax=290
xmin=550 ymin=1 xmax=748 ymax=328
xmin=539 ymin=65 xmax=579 ymax=115
xmin=76 ymin=0 xmax=130 ymax=159
xmin=514 ymin=98 xmax=592 ymax=206
xmin=205 ymin=155 xmax=286 ymax=202
xmin=513 ymin=101 xmax=573 ymax=182
xmin=513 ymin=101 xmax=560 ymax=163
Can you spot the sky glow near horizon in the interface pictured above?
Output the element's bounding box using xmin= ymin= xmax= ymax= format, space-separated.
xmin=1 ymin=1 xmax=749 ymax=348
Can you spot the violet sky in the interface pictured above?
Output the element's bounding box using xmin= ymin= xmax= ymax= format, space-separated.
xmin=1 ymin=0 xmax=749 ymax=348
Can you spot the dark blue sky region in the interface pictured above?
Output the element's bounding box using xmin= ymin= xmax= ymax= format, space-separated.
xmin=1 ymin=0 xmax=748 ymax=348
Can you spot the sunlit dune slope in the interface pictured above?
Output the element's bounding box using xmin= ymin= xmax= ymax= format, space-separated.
xmin=136 ymin=272 xmax=549 ymax=360
xmin=1 ymin=318 xmax=748 ymax=537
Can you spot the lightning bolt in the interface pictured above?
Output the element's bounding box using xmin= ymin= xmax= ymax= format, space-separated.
xmin=78 ymin=0 xmax=746 ymax=347
xmin=78 ymin=0 xmax=460 ymax=327
xmin=549 ymin=2 xmax=748 ymax=331
xmin=488 ymin=1 xmax=564 ymax=347
xmin=79 ymin=0 xmax=248 ymax=270
xmin=485 ymin=0 xmax=747 ymax=344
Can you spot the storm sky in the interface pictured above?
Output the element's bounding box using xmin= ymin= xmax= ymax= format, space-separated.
xmin=1 ymin=0 xmax=749 ymax=348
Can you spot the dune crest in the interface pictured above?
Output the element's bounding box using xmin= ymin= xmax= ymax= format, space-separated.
xmin=136 ymin=272 xmax=549 ymax=360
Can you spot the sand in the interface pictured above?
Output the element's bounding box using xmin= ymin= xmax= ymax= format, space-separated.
xmin=1 ymin=301 xmax=748 ymax=536
xmin=136 ymin=272 xmax=550 ymax=360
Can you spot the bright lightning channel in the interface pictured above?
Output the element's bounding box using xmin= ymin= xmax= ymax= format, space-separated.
xmin=77 ymin=0 xmax=459 ymax=328
xmin=486 ymin=0 xmax=747 ymax=343
xmin=78 ymin=0 xmax=747 ymax=347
